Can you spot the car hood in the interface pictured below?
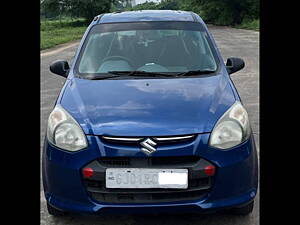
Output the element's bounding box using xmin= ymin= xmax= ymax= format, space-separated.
xmin=60 ymin=74 xmax=236 ymax=136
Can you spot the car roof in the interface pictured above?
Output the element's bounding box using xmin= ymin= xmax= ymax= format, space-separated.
xmin=98 ymin=10 xmax=202 ymax=24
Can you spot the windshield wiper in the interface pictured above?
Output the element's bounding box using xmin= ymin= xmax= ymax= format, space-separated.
xmin=175 ymin=69 xmax=216 ymax=77
xmin=84 ymin=74 xmax=121 ymax=80
xmin=83 ymin=69 xmax=215 ymax=80
xmin=108 ymin=70 xmax=175 ymax=77
xmin=82 ymin=71 xmax=174 ymax=80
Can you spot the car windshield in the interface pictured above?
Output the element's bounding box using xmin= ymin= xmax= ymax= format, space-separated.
xmin=76 ymin=22 xmax=219 ymax=77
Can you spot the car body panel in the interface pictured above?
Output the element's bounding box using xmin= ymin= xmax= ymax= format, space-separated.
xmin=60 ymin=69 xmax=235 ymax=136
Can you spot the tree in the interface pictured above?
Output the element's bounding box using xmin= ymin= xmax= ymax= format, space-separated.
xmin=41 ymin=0 xmax=118 ymax=21
xmin=41 ymin=0 xmax=62 ymax=19
xmin=111 ymin=0 xmax=128 ymax=11
xmin=66 ymin=0 xmax=112 ymax=22
xmin=192 ymin=0 xmax=259 ymax=25
xmin=158 ymin=0 xmax=180 ymax=10
xmin=125 ymin=0 xmax=259 ymax=26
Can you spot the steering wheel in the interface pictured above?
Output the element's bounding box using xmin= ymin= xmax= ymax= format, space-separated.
xmin=100 ymin=56 xmax=134 ymax=68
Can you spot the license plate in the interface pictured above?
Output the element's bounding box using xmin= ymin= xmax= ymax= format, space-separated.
xmin=106 ymin=168 xmax=188 ymax=189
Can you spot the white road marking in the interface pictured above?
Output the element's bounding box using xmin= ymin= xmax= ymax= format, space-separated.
xmin=40 ymin=191 xmax=46 ymax=202
xmin=245 ymin=102 xmax=259 ymax=107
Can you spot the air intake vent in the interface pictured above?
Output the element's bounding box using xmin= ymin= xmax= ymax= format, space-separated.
xmin=98 ymin=156 xmax=201 ymax=168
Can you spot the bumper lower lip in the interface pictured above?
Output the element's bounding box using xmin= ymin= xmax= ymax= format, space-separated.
xmin=46 ymin=188 xmax=257 ymax=215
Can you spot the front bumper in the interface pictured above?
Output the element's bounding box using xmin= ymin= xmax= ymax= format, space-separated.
xmin=42 ymin=133 xmax=258 ymax=214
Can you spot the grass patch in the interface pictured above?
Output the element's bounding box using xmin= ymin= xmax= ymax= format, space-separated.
xmin=41 ymin=18 xmax=88 ymax=50
xmin=234 ymin=19 xmax=259 ymax=31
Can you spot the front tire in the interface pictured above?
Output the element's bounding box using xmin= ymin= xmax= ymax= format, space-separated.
xmin=230 ymin=201 xmax=254 ymax=215
xmin=47 ymin=202 xmax=66 ymax=217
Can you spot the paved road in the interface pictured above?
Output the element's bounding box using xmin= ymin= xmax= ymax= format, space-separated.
xmin=41 ymin=25 xmax=259 ymax=225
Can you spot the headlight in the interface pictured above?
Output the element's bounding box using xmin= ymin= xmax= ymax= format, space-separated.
xmin=209 ymin=101 xmax=250 ymax=149
xmin=47 ymin=105 xmax=87 ymax=151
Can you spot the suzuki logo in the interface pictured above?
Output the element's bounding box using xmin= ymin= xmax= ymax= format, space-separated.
xmin=140 ymin=138 xmax=157 ymax=155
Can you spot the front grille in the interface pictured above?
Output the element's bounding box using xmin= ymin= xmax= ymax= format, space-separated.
xmin=82 ymin=156 xmax=215 ymax=204
xmin=100 ymin=134 xmax=197 ymax=147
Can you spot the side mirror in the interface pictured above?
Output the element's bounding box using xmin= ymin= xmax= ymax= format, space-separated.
xmin=226 ymin=57 xmax=245 ymax=74
xmin=49 ymin=60 xmax=70 ymax=78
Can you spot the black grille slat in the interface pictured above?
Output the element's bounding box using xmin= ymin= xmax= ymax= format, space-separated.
xmin=86 ymin=181 xmax=210 ymax=194
xmin=91 ymin=190 xmax=208 ymax=203
xmin=98 ymin=156 xmax=200 ymax=168
xmin=99 ymin=158 xmax=131 ymax=166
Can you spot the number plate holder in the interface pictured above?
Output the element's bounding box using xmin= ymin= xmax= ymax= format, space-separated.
xmin=106 ymin=168 xmax=188 ymax=189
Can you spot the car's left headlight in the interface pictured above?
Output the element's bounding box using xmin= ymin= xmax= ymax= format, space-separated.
xmin=47 ymin=105 xmax=87 ymax=151
xmin=209 ymin=101 xmax=251 ymax=149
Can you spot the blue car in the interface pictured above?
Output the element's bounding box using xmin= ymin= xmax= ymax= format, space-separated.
xmin=42 ymin=10 xmax=258 ymax=217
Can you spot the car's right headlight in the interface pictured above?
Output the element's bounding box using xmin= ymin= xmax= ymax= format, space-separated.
xmin=47 ymin=105 xmax=87 ymax=151
xmin=209 ymin=101 xmax=251 ymax=149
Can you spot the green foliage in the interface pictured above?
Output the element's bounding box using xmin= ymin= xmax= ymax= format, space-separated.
xmin=40 ymin=18 xmax=87 ymax=30
xmin=158 ymin=0 xmax=180 ymax=10
xmin=177 ymin=0 xmax=200 ymax=12
xmin=111 ymin=0 xmax=127 ymax=12
xmin=196 ymin=0 xmax=236 ymax=25
xmin=41 ymin=0 xmax=115 ymax=22
xmin=124 ymin=0 xmax=259 ymax=27
xmin=41 ymin=0 xmax=63 ymax=19
xmin=66 ymin=0 xmax=112 ymax=22
xmin=40 ymin=0 xmax=127 ymax=50
xmin=195 ymin=0 xmax=259 ymax=25
xmin=235 ymin=19 xmax=259 ymax=31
